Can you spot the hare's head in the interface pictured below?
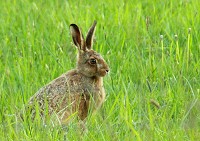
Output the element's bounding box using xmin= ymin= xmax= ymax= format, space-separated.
xmin=70 ymin=21 xmax=109 ymax=77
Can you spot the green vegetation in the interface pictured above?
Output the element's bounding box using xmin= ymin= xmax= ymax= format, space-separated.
xmin=1 ymin=0 xmax=200 ymax=140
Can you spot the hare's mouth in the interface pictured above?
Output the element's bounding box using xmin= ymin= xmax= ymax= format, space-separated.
xmin=98 ymin=69 xmax=109 ymax=77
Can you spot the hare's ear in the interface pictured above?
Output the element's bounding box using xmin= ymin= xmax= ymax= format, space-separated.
xmin=70 ymin=24 xmax=86 ymax=51
xmin=86 ymin=21 xmax=97 ymax=50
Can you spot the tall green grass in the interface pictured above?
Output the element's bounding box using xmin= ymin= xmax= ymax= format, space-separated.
xmin=1 ymin=0 xmax=200 ymax=140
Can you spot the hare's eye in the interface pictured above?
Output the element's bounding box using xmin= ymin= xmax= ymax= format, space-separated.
xmin=89 ymin=58 xmax=96 ymax=64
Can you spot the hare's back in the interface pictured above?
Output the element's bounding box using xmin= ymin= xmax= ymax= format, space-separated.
xmin=31 ymin=69 xmax=82 ymax=98
xmin=25 ymin=69 xmax=87 ymax=119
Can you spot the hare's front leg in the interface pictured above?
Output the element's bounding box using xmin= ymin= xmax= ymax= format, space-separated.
xmin=78 ymin=94 xmax=90 ymax=131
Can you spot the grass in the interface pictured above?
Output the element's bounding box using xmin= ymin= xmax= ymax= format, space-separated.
xmin=0 ymin=0 xmax=200 ymax=140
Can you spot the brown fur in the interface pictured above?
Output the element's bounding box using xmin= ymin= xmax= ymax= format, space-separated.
xmin=23 ymin=21 xmax=109 ymax=127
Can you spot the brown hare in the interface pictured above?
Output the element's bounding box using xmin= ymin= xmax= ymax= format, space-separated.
xmin=23 ymin=21 xmax=109 ymax=128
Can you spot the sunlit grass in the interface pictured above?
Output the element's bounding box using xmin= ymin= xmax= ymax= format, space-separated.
xmin=0 ymin=0 xmax=200 ymax=140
